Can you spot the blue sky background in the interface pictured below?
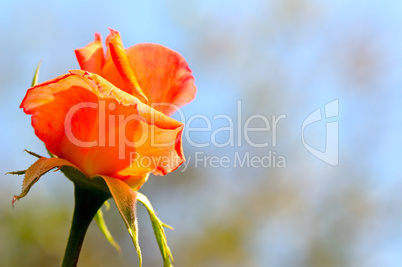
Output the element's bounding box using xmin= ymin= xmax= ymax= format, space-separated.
xmin=1 ymin=1 xmax=402 ymax=266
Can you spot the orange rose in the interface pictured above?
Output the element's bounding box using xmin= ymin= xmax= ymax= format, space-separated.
xmin=20 ymin=29 xmax=196 ymax=190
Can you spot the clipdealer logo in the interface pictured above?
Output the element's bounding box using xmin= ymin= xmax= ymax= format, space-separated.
xmin=301 ymin=99 xmax=339 ymax=166
xmin=63 ymin=99 xmax=339 ymax=170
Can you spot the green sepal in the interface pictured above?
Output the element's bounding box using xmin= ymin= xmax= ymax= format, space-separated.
xmin=31 ymin=60 xmax=42 ymax=87
xmin=100 ymin=175 xmax=142 ymax=266
xmin=24 ymin=149 xmax=42 ymax=158
xmin=8 ymin=151 xmax=78 ymax=207
xmin=137 ymin=192 xmax=174 ymax=267
xmin=94 ymin=204 xmax=121 ymax=253
xmin=104 ymin=200 xmax=111 ymax=210
xmin=6 ymin=170 xmax=26 ymax=175
xmin=9 ymin=151 xmax=127 ymax=258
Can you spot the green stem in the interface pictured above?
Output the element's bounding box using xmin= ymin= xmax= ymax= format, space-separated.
xmin=62 ymin=184 xmax=110 ymax=267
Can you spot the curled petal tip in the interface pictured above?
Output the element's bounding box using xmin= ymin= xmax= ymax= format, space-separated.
xmin=108 ymin=28 xmax=119 ymax=35
xmin=94 ymin=32 xmax=102 ymax=41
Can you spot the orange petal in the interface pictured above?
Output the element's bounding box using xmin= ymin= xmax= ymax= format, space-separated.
xmin=75 ymin=33 xmax=105 ymax=74
xmin=21 ymin=71 xmax=185 ymax=180
xmin=79 ymin=70 xmax=185 ymax=177
xmin=106 ymin=29 xmax=148 ymax=103
xmin=123 ymin=173 xmax=149 ymax=191
xmin=102 ymin=43 xmax=196 ymax=116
